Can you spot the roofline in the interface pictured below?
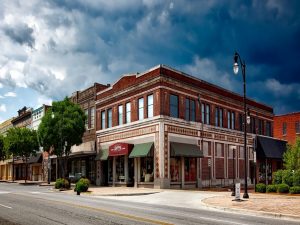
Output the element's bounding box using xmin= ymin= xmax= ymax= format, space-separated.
xmin=256 ymin=134 xmax=287 ymax=143
xmin=274 ymin=111 xmax=300 ymax=117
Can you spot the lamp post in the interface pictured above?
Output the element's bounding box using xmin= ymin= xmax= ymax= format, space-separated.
xmin=233 ymin=51 xmax=250 ymax=199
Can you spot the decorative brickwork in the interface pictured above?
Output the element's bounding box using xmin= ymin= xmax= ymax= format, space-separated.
xmin=164 ymin=132 xmax=169 ymax=178
xmin=155 ymin=132 xmax=160 ymax=178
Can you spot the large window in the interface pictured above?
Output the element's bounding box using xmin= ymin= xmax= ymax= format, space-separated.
xmin=201 ymin=103 xmax=210 ymax=124
xmin=201 ymin=103 xmax=205 ymax=123
xmin=101 ymin=111 xmax=106 ymax=129
xmin=84 ymin=109 xmax=89 ymax=129
xmin=170 ymin=158 xmax=181 ymax=182
xmin=138 ymin=97 xmax=144 ymax=120
xmin=219 ymin=108 xmax=223 ymax=127
xmin=118 ymin=105 xmax=123 ymax=125
xmin=215 ymin=107 xmax=219 ymax=126
xmin=227 ymin=110 xmax=235 ymax=129
xmin=107 ymin=108 xmax=112 ymax=128
xmin=215 ymin=143 xmax=224 ymax=158
xmin=258 ymin=119 xmax=263 ymax=135
xmin=215 ymin=107 xmax=223 ymax=127
xmin=126 ymin=102 xmax=131 ymax=123
xmin=116 ymin=156 xmax=125 ymax=182
xmin=90 ymin=107 xmax=95 ymax=129
xmin=147 ymin=94 xmax=153 ymax=118
xmin=140 ymin=157 xmax=154 ymax=182
xmin=266 ymin=121 xmax=272 ymax=136
xmin=170 ymin=94 xmax=179 ymax=118
xmin=283 ymin=122 xmax=287 ymax=135
xmin=184 ymin=158 xmax=196 ymax=182
xmin=185 ymin=98 xmax=195 ymax=121
xmin=251 ymin=117 xmax=256 ymax=134
xmin=239 ymin=114 xmax=243 ymax=132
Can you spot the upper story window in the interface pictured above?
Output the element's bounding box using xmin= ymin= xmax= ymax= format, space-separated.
xmin=251 ymin=117 xmax=256 ymax=134
xmin=296 ymin=121 xmax=300 ymax=134
xmin=170 ymin=94 xmax=179 ymax=118
xmin=266 ymin=121 xmax=271 ymax=136
xmin=107 ymin=108 xmax=112 ymax=128
xmin=101 ymin=111 xmax=106 ymax=129
xmin=201 ymin=103 xmax=210 ymax=124
xmin=227 ymin=110 xmax=235 ymax=129
xmin=215 ymin=107 xmax=223 ymax=127
xmin=185 ymin=98 xmax=195 ymax=122
xmin=258 ymin=119 xmax=263 ymax=135
xmin=239 ymin=114 xmax=244 ymax=132
xmin=282 ymin=122 xmax=287 ymax=135
xmin=90 ymin=107 xmax=95 ymax=129
xmin=118 ymin=105 xmax=123 ymax=125
xmin=138 ymin=97 xmax=144 ymax=120
xmin=126 ymin=102 xmax=131 ymax=123
xmin=147 ymin=94 xmax=153 ymax=118
xmin=84 ymin=109 xmax=89 ymax=129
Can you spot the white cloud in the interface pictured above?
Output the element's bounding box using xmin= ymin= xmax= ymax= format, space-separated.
xmin=0 ymin=104 xmax=7 ymax=112
xmin=4 ymin=91 xmax=17 ymax=97
xmin=265 ymin=79 xmax=296 ymax=97
xmin=0 ymin=83 xmax=3 ymax=88
xmin=0 ymin=95 xmax=3 ymax=98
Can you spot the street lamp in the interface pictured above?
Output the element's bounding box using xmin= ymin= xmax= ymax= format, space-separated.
xmin=233 ymin=51 xmax=250 ymax=199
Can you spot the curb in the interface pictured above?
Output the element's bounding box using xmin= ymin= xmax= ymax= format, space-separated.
xmin=90 ymin=191 xmax=160 ymax=197
xmin=201 ymin=199 xmax=300 ymax=222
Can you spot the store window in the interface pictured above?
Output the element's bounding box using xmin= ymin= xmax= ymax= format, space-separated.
xmin=147 ymin=94 xmax=154 ymax=118
xmin=116 ymin=156 xmax=125 ymax=182
xmin=101 ymin=111 xmax=106 ymax=129
xmin=126 ymin=102 xmax=131 ymax=123
xmin=140 ymin=157 xmax=154 ymax=182
xmin=90 ymin=107 xmax=95 ymax=129
xmin=138 ymin=97 xmax=144 ymax=120
xmin=170 ymin=158 xmax=181 ymax=182
xmin=108 ymin=158 xmax=113 ymax=182
xmin=107 ymin=108 xmax=112 ymax=128
xmin=118 ymin=105 xmax=123 ymax=125
xmin=170 ymin=94 xmax=179 ymax=118
xmin=184 ymin=158 xmax=196 ymax=182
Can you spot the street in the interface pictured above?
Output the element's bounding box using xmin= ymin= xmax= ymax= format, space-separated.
xmin=0 ymin=183 xmax=298 ymax=225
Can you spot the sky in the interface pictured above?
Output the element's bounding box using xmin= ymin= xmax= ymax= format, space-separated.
xmin=0 ymin=0 xmax=300 ymax=123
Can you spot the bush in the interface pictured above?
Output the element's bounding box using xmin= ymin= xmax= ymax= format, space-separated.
xmin=74 ymin=178 xmax=90 ymax=193
xmin=282 ymin=170 xmax=293 ymax=187
xmin=266 ymin=184 xmax=277 ymax=193
xmin=256 ymin=183 xmax=266 ymax=193
xmin=289 ymin=186 xmax=300 ymax=194
xmin=272 ymin=170 xmax=283 ymax=185
xmin=277 ymin=183 xmax=289 ymax=193
xmin=293 ymin=169 xmax=300 ymax=186
xmin=55 ymin=178 xmax=70 ymax=190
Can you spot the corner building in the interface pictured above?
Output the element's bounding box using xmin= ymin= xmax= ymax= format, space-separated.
xmin=95 ymin=65 xmax=273 ymax=189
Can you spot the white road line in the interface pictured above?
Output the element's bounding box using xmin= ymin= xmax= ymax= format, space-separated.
xmin=0 ymin=203 xmax=12 ymax=209
xmin=0 ymin=191 xmax=10 ymax=194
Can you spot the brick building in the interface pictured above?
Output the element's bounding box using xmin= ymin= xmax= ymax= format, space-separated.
xmin=274 ymin=112 xmax=300 ymax=144
xmin=95 ymin=65 xmax=274 ymax=189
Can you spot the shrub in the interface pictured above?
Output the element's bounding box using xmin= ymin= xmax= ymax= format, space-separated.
xmin=266 ymin=184 xmax=277 ymax=193
xmin=289 ymin=186 xmax=300 ymax=194
xmin=256 ymin=183 xmax=266 ymax=193
xmin=74 ymin=178 xmax=90 ymax=193
xmin=55 ymin=178 xmax=70 ymax=189
xmin=293 ymin=169 xmax=300 ymax=186
xmin=282 ymin=170 xmax=293 ymax=187
xmin=272 ymin=170 xmax=283 ymax=185
xmin=277 ymin=183 xmax=289 ymax=193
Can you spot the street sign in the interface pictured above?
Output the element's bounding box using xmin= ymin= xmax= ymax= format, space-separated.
xmin=235 ymin=183 xmax=241 ymax=200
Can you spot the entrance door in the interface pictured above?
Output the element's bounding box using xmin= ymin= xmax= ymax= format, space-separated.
xmin=128 ymin=158 xmax=134 ymax=187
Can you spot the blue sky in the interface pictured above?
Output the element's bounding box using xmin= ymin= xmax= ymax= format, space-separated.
xmin=1 ymin=0 xmax=300 ymax=123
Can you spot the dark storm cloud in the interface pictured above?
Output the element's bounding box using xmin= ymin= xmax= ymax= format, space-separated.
xmin=3 ymin=23 xmax=35 ymax=48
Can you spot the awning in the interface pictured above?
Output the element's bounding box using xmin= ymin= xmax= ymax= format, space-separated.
xmin=129 ymin=142 xmax=153 ymax=158
xmin=95 ymin=149 xmax=109 ymax=161
xmin=256 ymin=136 xmax=287 ymax=159
xmin=109 ymin=143 xmax=133 ymax=156
xmin=170 ymin=142 xmax=203 ymax=158
xmin=28 ymin=153 xmax=43 ymax=164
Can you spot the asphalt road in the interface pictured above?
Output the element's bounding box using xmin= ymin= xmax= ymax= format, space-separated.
xmin=0 ymin=183 xmax=298 ymax=225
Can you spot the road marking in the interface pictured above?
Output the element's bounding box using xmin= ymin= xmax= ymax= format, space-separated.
xmin=14 ymin=193 xmax=172 ymax=225
xmin=0 ymin=191 xmax=10 ymax=194
xmin=0 ymin=203 xmax=12 ymax=209
xmin=30 ymin=191 xmax=41 ymax=194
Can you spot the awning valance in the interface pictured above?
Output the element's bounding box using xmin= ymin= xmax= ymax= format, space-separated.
xmin=256 ymin=136 xmax=287 ymax=159
xmin=129 ymin=142 xmax=153 ymax=158
xmin=170 ymin=142 xmax=203 ymax=158
xmin=95 ymin=149 xmax=109 ymax=161
xmin=109 ymin=143 xmax=133 ymax=156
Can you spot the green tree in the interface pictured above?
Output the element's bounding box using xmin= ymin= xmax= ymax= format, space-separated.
xmin=283 ymin=138 xmax=300 ymax=170
xmin=4 ymin=127 xmax=39 ymax=182
xmin=38 ymin=97 xmax=86 ymax=178
xmin=0 ymin=134 xmax=6 ymax=161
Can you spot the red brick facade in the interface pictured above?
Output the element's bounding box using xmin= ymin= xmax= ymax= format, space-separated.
xmin=274 ymin=112 xmax=300 ymax=144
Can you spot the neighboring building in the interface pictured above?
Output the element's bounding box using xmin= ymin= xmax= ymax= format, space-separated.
xmin=0 ymin=117 xmax=14 ymax=181
xmin=49 ymin=83 xmax=108 ymax=183
xmin=274 ymin=112 xmax=300 ymax=144
xmin=95 ymin=65 xmax=274 ymax=189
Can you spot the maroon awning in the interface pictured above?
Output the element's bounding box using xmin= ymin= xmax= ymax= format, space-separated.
xmin=109 ymin=143 xmax=133 ymax=156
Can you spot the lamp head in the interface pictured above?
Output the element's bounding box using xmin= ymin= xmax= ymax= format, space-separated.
xmin=233 ymin=52 xmax=239 ymax=75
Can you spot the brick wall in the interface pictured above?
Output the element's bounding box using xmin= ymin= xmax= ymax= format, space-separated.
xmin=274 ymin=113 xmax=300 ymax=144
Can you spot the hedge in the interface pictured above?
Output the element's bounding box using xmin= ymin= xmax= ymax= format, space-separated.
xmin=55 ymin=178 xmax=70 ymax=189
xmin=293 ymin=169 xmax=300 ymax=186
xmin=256 ymin=183 xmax=266 ymax=193
xmin=282 ymin=170 xmax=293 ymax=187
xmin=266 ymin=184 xmax=277 ymax=193
xmin=277 ymin=183 xmax=289 ymax=193
xmin=272 ymin=170 xmax=283 ymax=185
xmin=74 ymin=178 xmax=90 ymax=193
xmin=289 ymin=186 xmax=300 ymax=194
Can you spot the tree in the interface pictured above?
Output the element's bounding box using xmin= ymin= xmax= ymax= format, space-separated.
xmin=38 ymin=97 xmax=86 ymax=178
xmin=4 ymin=127 xmax=39 ymax=182
xmin=283 ymin=137 xmax=300 ymax=170
xmin=0 ymin=134 xmax=5 ymax=161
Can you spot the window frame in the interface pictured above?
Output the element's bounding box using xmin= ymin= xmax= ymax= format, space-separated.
xmin=147 ymin=94 xmax=154 ymax=118
xmin=125 ymin=102 xmax=131 ymax=124
xmin=118 ymin=105 xmax=123 ymax=125
xmin=138 ymin=97 xmax=144 ymax=120
xmin=170 ymin=94 xmax=179 ymax=118
xmin=107 ymin=108 xmax=112 ymax=128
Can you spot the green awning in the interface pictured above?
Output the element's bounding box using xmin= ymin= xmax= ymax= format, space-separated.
xmin=95 ymin=149 xmax=109 ymax=161
xmin=170 ymin=142 xmax=203 ymax=158
xmin=129 ymin=142 xmax=154 ymax=158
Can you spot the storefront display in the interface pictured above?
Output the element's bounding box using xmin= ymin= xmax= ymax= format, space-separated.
xmin=140 ymin=157 xmax=153 ymax=182
xmin=170 ymin=158 xmax=181 ymax=182
xmin=184 ymin=158 xmax=196 ymax=182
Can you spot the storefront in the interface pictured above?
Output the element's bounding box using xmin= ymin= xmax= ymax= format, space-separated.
xmin=28 ymin=153 xmax=43 ymax=181
xmin=169 ymin=142 xmax=203 ymax=189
